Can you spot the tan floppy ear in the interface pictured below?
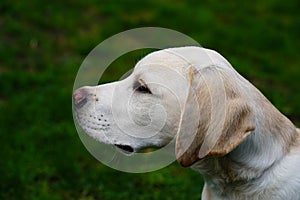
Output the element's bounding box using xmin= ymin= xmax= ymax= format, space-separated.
xmin=176 ymin=67 xmax=255 ymax=167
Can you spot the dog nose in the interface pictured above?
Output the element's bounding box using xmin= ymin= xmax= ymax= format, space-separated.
xmin=73 ymin=88 xmax=88 ymax=108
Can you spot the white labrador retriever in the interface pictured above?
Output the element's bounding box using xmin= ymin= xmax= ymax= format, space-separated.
xmin=73 ymin=47 xmax=300 ymax=200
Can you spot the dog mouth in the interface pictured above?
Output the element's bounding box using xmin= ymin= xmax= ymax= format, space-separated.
xmin=114 ymin=144 xmax=134 ymax=155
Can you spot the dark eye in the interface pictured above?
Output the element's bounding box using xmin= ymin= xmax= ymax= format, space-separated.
xmin=134 ymin=81 xmax=152 ymax=94
xmin=137 ymin=85 xmax=151 ymax=93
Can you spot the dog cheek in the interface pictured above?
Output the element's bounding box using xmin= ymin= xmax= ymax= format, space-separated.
xmin=129 ymin=97 xmax=152 ymax=127
xmin=132 ymin=110 xmax=151 ymax=126
xmin=163 ymin=119 xmax=180 ymax=143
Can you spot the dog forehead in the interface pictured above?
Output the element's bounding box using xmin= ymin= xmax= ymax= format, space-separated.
xmin=135 ymin=50 xmax=189 ymax=75
xmin=135 ymin=47 xmax=232 ymax=73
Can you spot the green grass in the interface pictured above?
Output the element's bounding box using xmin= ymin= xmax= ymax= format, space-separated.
xmin=0 ymin=0 xmax=300 ymax=199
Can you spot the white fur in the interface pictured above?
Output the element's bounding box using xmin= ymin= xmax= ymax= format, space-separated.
xmin=74 ymin=47 xmax=300 ymax=199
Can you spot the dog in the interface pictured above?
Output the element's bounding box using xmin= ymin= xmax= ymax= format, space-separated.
xmin=73 ymin=46 xmax=300 ymax=200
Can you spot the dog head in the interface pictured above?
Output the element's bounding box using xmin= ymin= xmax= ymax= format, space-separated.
xmin=73 ymin=47 xmax=255 ymax=165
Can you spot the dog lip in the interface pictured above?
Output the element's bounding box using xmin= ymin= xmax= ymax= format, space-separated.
xmin=114 ymin=144 xmax=134 ymax=154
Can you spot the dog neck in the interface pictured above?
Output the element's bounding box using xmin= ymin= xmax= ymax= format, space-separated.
xmin=192 ymin=94 xmax=298 ymax=198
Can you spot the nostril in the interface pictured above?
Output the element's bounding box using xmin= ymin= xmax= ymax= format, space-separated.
xmin=73 ymin=88 xmax=88 ymax=108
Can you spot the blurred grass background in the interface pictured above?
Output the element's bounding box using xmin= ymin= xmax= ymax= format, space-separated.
xmin=0 ymin=0 xmax=300 ymax=199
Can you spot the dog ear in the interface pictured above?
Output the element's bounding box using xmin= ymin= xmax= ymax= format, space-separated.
xmin=176 ymin=67 xmax=255 ymax=167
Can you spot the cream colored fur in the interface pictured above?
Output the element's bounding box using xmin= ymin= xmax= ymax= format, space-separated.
xmin=74 ymin=47 xmax=300 ymax=200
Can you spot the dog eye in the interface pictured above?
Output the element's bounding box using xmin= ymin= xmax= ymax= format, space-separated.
xmin=137 ymin=85 xmax=151 ymax=94
xmin=134 ymin=81 xmax=152 ymax=94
